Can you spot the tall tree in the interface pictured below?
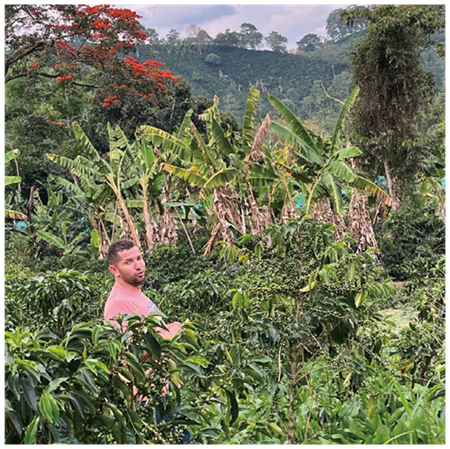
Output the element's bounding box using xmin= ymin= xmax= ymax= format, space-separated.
xmin=296 ymin=34 xmax=322 ymax=52
xmin=185 ymin=24 xmax=201 ymax=39
xmin=239 ymin=23 xmax=264 ymax=50
xmin=214 ymin=29 xmax=241 ymax=47
xmin=344 ymin=5 xmax=445 ymax=208
xmin=165 ymin=29 xmax=182 ymax=46
xmin=265 ymin=31 xmax=288 ymax=53
xmin=326 ymin=8 xmax=366 ymax=42
xmin=5 ymin=5 xmax=177 ymax=105
xmin=197 ymin=30 xmax=212 ymax=50
xmin=144 ymin=28 xmax=160 ymax=45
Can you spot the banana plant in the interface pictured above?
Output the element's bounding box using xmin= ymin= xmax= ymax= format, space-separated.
xmin=36 ymin=228 xmax=85 ymax=256
xmin=418 ymin=177 xmax=445 ymax=221
xmin=249 ymin=140 xmax=309 ymax=223
xmin=268 ymin=87 xmax=393 ymax=217
xmin=141 ymin=96 xmax=242 ymax=254
xmin=142 ymin=89 xmax=282 ymax=253
xmin=129 ymin=132 xmax=159 ymax=250
xmin=5 ymin=149 xmax=26 ymax=220
xmin=132 ymin=118 xmax=196 ymax=250
xmin=47 ymin=123 xmax=142 ymax=248
xmin=47 ymin=174 xmax=111 ymax=257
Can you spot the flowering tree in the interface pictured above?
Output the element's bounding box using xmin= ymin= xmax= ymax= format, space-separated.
xmin=5 ymin=5 xmax=178 ymax=106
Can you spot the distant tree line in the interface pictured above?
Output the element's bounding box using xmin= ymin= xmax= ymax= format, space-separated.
xmin=140 ymin=7 xmax=367 ymax=56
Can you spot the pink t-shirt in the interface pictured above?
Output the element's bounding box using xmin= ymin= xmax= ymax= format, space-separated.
xmin=104 ymin=283 xmax=158 ymax=324
xmin=104 ymin=283 xmax=181 ymax=338
xmin=104 ymin=283 xmax=182 ymax=397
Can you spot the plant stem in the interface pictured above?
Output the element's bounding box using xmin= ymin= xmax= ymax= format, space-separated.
xmin=287 ymin=343 xmax=298 ymax=444
xmin=175 ymin=207 xmax=195 ymax=254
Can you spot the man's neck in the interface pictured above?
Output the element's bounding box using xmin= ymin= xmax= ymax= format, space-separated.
xmin=115 ymin=277 xmax=141 ymax=291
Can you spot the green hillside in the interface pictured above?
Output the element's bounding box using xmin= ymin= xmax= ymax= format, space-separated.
xmin=138 ymin=44 xmax=348 ymax=125
xmin=137 ymin=35 xmax=444 ymax=128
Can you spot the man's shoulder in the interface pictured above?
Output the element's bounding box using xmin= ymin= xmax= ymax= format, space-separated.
xmin=105 ymin=284 xmax=133 ymax=308
xmin=106 ymin=283 xmax=154 ymax=307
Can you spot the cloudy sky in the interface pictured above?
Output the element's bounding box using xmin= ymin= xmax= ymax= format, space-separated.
xmin=117 ymin=4 xmax=350 ymax=48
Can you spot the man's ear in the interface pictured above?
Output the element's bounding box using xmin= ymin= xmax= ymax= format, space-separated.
xmin=109 ymin=265 xmax=119 ymax=277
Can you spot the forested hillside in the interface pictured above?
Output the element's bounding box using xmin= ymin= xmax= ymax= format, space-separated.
xmin=138 ymin=45 xmax=346 ymax=122
xmin=136 ymin=29 xmax=445 ymax=127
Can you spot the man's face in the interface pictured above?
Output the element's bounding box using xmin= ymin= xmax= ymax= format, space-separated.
xmin=109 ymin=246 xmax=146 ymax=287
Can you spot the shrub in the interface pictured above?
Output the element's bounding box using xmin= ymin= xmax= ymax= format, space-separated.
xmin=143 ymin=238 xmax=241 ymax=290
xmin=205 ymin=53 xmax=222 ymax=65
xmin=5 ymin=270 xmax=111 ymax=337
xmin=5 ymin=314 xmax=191 ymax=444
xmin=375 ymin=198 xmax=445 ymax=281
xmin=159 ymin=270 xmax=234 ymax=319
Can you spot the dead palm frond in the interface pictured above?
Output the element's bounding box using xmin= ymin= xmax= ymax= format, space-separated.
xmin=349 ymin=188 xmax=378 ymax=253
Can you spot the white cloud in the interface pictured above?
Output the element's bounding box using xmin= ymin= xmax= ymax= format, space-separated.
xmin=117 ymin=4 xmax=351 ymax=45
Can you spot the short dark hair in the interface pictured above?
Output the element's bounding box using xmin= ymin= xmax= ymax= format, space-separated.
xmin=108 ymin=240 xmax=136 ymax=265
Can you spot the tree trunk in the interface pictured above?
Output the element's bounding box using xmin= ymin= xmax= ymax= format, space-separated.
xmin=26 ymin=186 xmax=35 ymax=227
xmin=175 ymin=207 xmax=195 ymax=254
xmin=142 ymin=185 xmax=155 ymax=251
xmin=93 ymin=217 xmax=102 ymax=258
xmin=99 ymin=215 xmax=111 ymax=254
xmin=117 ymin=194 xmax=140 ymax=248
xmin=111 ymin=201 xmax=119 ymax=242
xmin=247 ymin=183 xmax=265 ymax=238
xmin=161 ymin=189 xmax=178 ymax=246
xmin=203 ymin=222 xmax=221 ymax=257
xmin=383 ymin=158 xmax=401 ymax=210
xmin=280 ymin=180 xmax=299 ymax=223
xmin=311 ymin=198 xmax=348 ymax=242
xmin=349 ymin=188 xmax=378 ymax=253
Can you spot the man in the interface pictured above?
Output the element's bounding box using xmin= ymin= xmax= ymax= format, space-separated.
xmin=104 ymin=240 xmax=179 ymax=338
xmin=104 ymin=240 xmax=192 ymax=442
xmin=105 ymin=239 xmax=157 ymax=322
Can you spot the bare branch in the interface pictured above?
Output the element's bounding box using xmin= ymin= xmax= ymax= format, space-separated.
xmin=40 ymin=71 xmax=100 ymax=88
xmin=72 ymin=81 xmax=100 ymax=89
xmin=5 ymin=72 xmax=28 ymax=83
xmin=321 ymin=82 xmax=344 ymax=105
xmin=5 ymin=41 xmax=45 ymax=74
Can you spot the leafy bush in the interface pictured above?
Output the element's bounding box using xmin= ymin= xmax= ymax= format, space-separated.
xmin=143 ymin=238 xmax=242 ymax=290
xmin=37 ymin=255 xmax=110 ymax=276
xmin=5 ymin=232 xmax=39 ymax=278
xmin=205 ymin=53 xmax=222 ymax=65
xmin=313 ymin=361 xmax=445 ymax=444
xmin=5 ymin=270 xmax=111 ymax=337
xmin=160 ymin=270 xmax=234 ymax=319
xmin=5 ymin=314 xmax=193 ymax=444
xmin=375 ymin=198 xmax=445 ymax=281
xmin=387 ymin=258 xmax=445 ymax=378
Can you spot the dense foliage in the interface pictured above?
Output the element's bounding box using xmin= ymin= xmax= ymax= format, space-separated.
xmin=345 ymin=5 xmax=445 ymax=208
xmin=4 ymin=3 xmax=446 ymax=445
xmin=134 ymin=19 xmax=444 ymax=128
xmin=5 ymin=222 xmax=446 ymax=444
xmin=5 ymin=5 xmax=177 ymax=101
xmin=375 ymin=198 xmax=445 ymax=281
